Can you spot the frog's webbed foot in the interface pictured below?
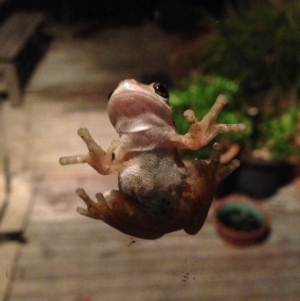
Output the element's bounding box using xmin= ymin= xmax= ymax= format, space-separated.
xmin=76 ymin=188 xmax=165 ymax=239
xmin=170 ymin=95 xmax=246 ymax=150
xmin=59 ymin=128 xmax=122 ymax=175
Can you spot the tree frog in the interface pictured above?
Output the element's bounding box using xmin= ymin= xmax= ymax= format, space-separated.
xmin=59 ymin=79 xmax=246 ymax=239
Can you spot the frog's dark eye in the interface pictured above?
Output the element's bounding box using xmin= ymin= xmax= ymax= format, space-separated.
xmin=153 ymin=82 xmax=169 ymax=100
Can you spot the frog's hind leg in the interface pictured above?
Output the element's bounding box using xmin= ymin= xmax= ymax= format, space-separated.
xmin=76 ymin=188 xmax=108 ymax=220
xmin=209 ymin=142 xmax=240 ymax=183
xmin=183 ymin=143 xmax=240 ymax=235
xmin=76 ymin=188 xmax=164 ymax=239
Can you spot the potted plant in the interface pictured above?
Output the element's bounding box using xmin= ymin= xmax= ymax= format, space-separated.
xmin=185 ymin=0 xmax=300 ymax=197
xmin=234 ymin=104 xmax=299 ymax=198
xmin=214 ymin=195 xmax=271 ymax=247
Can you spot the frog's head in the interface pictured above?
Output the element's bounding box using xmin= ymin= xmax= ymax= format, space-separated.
xmin=108 ymin=79 xmax=174 ymax=134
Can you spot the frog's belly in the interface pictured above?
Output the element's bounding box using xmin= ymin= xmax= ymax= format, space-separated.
xmin=119 ymin=149 xmax=185 ymax=216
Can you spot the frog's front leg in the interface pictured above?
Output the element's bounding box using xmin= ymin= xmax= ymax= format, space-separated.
xmin=170 ymin=95 xmax=247 ymax=150
xmin=59 ymin=128 xmax=122 ymax=174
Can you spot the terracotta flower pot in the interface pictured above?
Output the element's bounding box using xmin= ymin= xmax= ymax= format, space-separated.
xmin=214 ymin=195 xmax=271 ymax=247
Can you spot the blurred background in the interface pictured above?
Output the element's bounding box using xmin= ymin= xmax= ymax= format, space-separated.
xmin=0 ymin=0 xmax=299 ymax=300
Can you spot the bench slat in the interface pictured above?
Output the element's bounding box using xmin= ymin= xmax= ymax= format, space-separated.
xmin=0 ymin=12 xmax=45 ymax=60
xmin=0 ymin=175 xmax=32 ymax=234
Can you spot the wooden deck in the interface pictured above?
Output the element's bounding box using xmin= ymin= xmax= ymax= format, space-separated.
xmin=7 ymin=170 xmax=300 ymax=301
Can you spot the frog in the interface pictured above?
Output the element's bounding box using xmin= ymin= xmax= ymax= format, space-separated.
xmin=59 ymin=79 xmax=246 ymax=239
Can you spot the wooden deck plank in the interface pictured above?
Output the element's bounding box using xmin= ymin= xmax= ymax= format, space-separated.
xmin=9 ymin=274 xmax=300 ymax=300
xmin=8 ymin=186 xmax=300 ymax=301
xmin=0 ymin=174 xmax=6 ymax=220
xmin=0 ymin=242 xmax=21 ymax=301
xmin=8 ymin=180 xmax=300 ymax=301
xmin=0 ymin=12 xmax=45 ymax=60
xmin=0 ymin=175 xmax=32 ymax=234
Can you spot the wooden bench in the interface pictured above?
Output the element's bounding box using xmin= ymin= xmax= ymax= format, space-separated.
xmin=0 ymin=12 xmax=48 ymax=106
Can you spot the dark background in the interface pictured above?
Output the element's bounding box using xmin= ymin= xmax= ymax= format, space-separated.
xmin=2 ymin=0 xmax=239 ymax=25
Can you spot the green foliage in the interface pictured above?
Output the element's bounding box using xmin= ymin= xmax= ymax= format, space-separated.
xmin=185 ymin=0 xmax=300 ymax=160
xmin=194 ymin=0 xmax=300 ymax=113
xmin=170 ymin=75 xmax=299 ymax=160
xmin=170 ymin=76 xmax=252 ymax=159
xmin=262 ymin=105 xmax=299 ymax=160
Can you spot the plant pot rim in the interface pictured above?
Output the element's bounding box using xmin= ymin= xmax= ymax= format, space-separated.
xmin=214 ymin=194 xmax=271 ymax=247
xmin=239 ymin=152 xmax=296 ymax=167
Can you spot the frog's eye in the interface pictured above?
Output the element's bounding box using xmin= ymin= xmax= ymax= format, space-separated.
xmin=153 ymin=83 xmax=169 ymax=101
